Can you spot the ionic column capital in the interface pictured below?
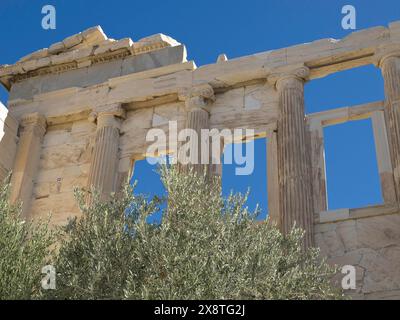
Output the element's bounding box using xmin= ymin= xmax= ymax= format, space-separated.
xmin=268 ymin=66 xmax=310 ymax=91
xmin=19 ymin=112 xmax=47 ymax=137
xmin=179 ymin=84 xmax=215 ymax=111
xmin=88 ymin=103 xmax=126 ymax=129
xmin=374 ymin=44 xmax=400 ymax=68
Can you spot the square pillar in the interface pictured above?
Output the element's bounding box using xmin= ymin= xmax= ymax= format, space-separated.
xmin=10 ymin=113 xmax=47 ymax=217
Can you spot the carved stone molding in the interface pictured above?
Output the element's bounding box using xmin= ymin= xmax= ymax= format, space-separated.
xmin=19 ymin=112 xmax=47 ymax=137
xmin=89 ymin=103 xmax=126 ymax=129
xmin=0 ymin=26 xmax=184 ymax=89
xmin=374 ymin=44 xmax=400 ymax=68
xmin=179 ymin=84 xmax=215 ymax=111
xmin=267 ymin=65 xmax=310 ymax=90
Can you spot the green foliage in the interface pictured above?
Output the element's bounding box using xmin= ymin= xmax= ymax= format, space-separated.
xmin=0 ymin=167 xmax=343 ymax=300
xmin=51 ymin=166 xmax=343 ymax=300
xmin=0 ymin=176 xmax=54 ymax=300
xmin=49 ymin=185 xmax=157 ymax=299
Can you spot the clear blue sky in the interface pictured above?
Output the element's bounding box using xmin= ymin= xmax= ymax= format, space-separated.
xmin=1 ymin=0 xmax=399 ymax=220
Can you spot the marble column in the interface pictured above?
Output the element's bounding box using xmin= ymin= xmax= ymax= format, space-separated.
xmin=87 ymin=104 xmax=125 ymax=200
xmin=377 ymin=49 xmax=400 ymax=201
xmin=179 ymin=84 xmax=216 ymax=177
xmin=270 ymin=67 xmax=314 ymax=249
xmin=10 ymin=113 xmax=47 ymax=217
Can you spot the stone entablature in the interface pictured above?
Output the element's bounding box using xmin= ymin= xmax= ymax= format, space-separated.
xmin=0 ymin=26 xmax=183 ymax=90
xmin=2 ymin=21 xmax=400 ymax=299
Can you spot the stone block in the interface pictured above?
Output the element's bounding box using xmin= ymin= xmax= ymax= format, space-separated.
xmin=356 ymin=214 xmax=400 ymax=250
xmin=48 ymin=41 xmax=65 ymax=55
xmin=319 ymin=230 xmax=346 ymax=257
xmin=43 ymin=129 xmax=71 ymax=147
xmin=82 ymin=26 xmax=107 ymax=45
xmin=19 ymin=48 xmax=49 ymax=62
xmin=40 ymin=142 xmax=90 ymax=170
xmin=9 ymin=77 xmax=42 ymax=101
xmin=71 ymin=120 xmax=96 ymax=136
xmin=315 ymin=222 xmax=337 ymax=233
xmin=86 ymin=59 xmax=123 ymax=84
xmin=137 ymin=33 xmax=180 ymax=47
xmin=63 ymin=34 xmax=84 ymax=49
xmin=319 ymin=208 xmax=350 ymax=223
xmin=121 ymin=45 xmax=187 ymax=75
xmin=336 ymin=221 xmax=358 ymax=251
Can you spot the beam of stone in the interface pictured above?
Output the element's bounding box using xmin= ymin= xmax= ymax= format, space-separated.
xmin=10 ymin=113 xmax=47 ymax=217
xmin=87 ymin=104 xmax=125 ymax=200
xmin=269 ymin=66 xmax=314 ymax=249
xmin=376 ymin=46 xmax=400 ymax=203
xmin=178 ymin=84 xmax=216 ymax=177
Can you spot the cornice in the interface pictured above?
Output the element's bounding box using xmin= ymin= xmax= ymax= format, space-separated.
xmin=0 ymin=27 xmax=182 ymax=90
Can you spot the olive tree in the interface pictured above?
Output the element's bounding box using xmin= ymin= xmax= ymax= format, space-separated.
xmin=52 ymin=166 xmax=343 ymax=300
xmin=0 ymin=177 xmax=54 ymax=300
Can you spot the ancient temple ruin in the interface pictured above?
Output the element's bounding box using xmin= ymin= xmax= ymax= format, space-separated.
xmin=1 ymin=23 xmax=400 ymax=299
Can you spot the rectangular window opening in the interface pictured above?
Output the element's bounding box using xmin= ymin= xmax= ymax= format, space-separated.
xmin=323 ymin=118 xmax=383 ymax=210
xmin=131 ymin=157 xmax=167 ymax=224
xmin=221 ymin=138 xmax=268 ymax=220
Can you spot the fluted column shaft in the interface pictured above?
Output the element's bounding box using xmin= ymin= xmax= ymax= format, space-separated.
xmin=10 ymin=113 xmax=47 ymax=217
xmin=185 ymin=105 xmax=210 ymax=176
xmin=180 ymin=84 xmax=215 ymax=177
xmin=87 ymin=106 xmax=124 ymax=200
xmin=379 ymin=55 xmax=400 ymax=200
xmin=276 ymin=72 xmax=314 ymax=248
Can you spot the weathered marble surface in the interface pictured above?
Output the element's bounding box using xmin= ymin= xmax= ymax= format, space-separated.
xmin=8 ymin=45 xmax=187 ymax=101
xmin=1 ymin=22 xmax=400 ymax=299
xmin=316 ymin=212 xmax=400 ymax=299
xmin=31 ymin=119 xmax=95 ymax=224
